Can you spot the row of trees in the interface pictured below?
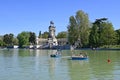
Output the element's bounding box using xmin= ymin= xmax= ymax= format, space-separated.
xmin=0 ymin=32 xmax=36 ymax=48
xmin=0 ymin=31 xmax=67 ymax=48
xmin=0 ymin=10 xmax=120 ymax=48
xmin=68 ymin=10 xmax=120 ymax=48
xmin=17 ymin=32 xmax=36 ymax=47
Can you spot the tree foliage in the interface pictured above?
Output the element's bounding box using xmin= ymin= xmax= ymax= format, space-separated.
xmin=89 ymin=24 xmax=99 ymax=47
xmin=0 ymin=38 xmax=5 ymax=47
xmin=68 ymin=10 xmax=90 ymax=47
xmin=29 ymin=32 xmax=36 ymax=45
xmin=42 ymin=31 xmax=49 ymax=38
xmin=3 ymin=33 xmax=14 ymax=46
xmin=89 ymin=18 xmax=116 ymax=47
xmin=115 ymin=29 xmax=120 ymax=44
xmin=39 ymin=31 xmax=42 ymax=38
xmin=17 ymin=31 xmax=30 ymax=48
xmin=13 ymin=38 xmax=18 ymax=45
xmin=100 ymin=22 xmax=116 ymax=45
xmin=68 ymin=16 xmax=77 ymax=45
xmin=56 ymin=31 xmax=67 ymax=39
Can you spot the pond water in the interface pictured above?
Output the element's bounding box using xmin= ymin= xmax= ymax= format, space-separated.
xmin=0 ymin=49 xmax=120 ymax=80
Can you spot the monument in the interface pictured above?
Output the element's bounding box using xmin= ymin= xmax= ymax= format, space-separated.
xmin=48 ymin=21 xmax=58 ymax=48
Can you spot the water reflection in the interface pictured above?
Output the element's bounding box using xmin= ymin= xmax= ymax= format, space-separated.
xmin=88 ymin=50 xmax=120 ymax=80
xmin=67 ymin=59 xmax=90 ymax=80
xmin=0 ymin=49 xmax=120 ymax=80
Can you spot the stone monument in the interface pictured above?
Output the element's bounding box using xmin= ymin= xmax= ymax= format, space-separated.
xmin=48 ymin=21 xmax=58 ymax=48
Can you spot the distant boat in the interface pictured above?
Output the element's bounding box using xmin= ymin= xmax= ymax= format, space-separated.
xmin=50 ymin=50 xmax=61 ymax=58
xmin=50 ymin=54 xmax=61 ymax=58
xmin=71 ymin=56 xmax=88 ymax=60
xmin=71 ymin=52 xmax=88 ymax=60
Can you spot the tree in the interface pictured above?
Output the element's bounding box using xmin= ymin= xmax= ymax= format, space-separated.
xmin=56 ymin=31 xmax=67 ymax=39
xmin=76 ymin=10 xmax=90 ymax=47
xmin=0 ymin=38 xmax=5 ymax=47
xmin=100 ymin=22 xmax=116 ymax=46
xmin=68 ymin=10 xmax=90 ymax=47
xmin=67 ymin=16 xmax=78 ymax=45
xmin=29 ymin=32 xmax=36 ymax=45
xmin=13 ymin=37 xmax=18 ymax=45
xmin=89 ymin=24 xmax=99 ymax=48
xmin=17 ymin=31 xmax=30 ymax=48
xmin=89 ymin=18 xmax=116 ymax=47
xmin=42 ymin=31 xmax=49 ymax=38
xmin=115 ymin=29 xmax=120 ymax=44
xmin=3 ymin=33 xmax=14 ymax=46
xmin=92 ymin=18 xmax=108 ymax=47
xmin=39 ymin=31 xmax=42 ymax=38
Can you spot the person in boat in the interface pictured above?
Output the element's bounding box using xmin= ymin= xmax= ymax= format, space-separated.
xmin=55 ymin=50 xmax=61 ymax=55
xmin=81 ymin=52 xmax=87 ymax=57
xmin=84 ymin=52 xmax=87 ymax=57
xmin=55 ymin=51 xmax=58 ymax=55
xmin=79 ymin=53 xmax=84 ymax=58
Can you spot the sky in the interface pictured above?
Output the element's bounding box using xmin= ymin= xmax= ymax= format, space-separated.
xmin=0 ymin=0 xmax=120 ymax=36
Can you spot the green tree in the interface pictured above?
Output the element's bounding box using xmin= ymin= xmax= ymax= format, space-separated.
xmin=56 ymin=31 xmax=67 ymax=39
xmin=42 ymin=31 xmax=49 ymax=38
xmin=29 ymin=32 xmax=36 ymax=45
xmin=0 ymin=36 xmax=3 ymax=46
xmin=13 ymin=37 xmax=18 ymax=45
xmin=92 ymin=18 xmax=108 ymax=47
xmin=0 ymin=39 xmax=5 ymax=47
xmin=39 ymin=31 xmax=42 ymax=38
xmin=100 ymin=22 xmax=116 ymax=46
xmin=67 ymin=16 xmax=78 ymax=45
xmin=68 ymin=10 xmax=90 ymax=47
xmin=89 ymin=24 xmax=99 ymax=48
xmin=89 ymin=18 xmax=116 ymax=47
xmin=17 ymin=31 xmax=30 ymax=48
xmin=115 ymin=29 xmax=120 ymax=44
xmin=3 ymin=33 xmax=14 ymax=46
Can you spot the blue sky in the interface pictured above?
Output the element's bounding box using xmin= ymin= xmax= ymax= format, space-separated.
xmin=0 ymin=0 xmax=120 ymax=36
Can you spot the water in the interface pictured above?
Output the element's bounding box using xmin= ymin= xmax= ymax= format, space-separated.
xmin=0 ymin=49 xmax=120 ymax=80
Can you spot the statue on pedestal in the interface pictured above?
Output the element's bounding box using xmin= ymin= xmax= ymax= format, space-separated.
xmin=48 ymin=21 xmax=58 ymax=48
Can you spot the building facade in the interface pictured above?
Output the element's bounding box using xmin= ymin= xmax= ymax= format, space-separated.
xmin=36 ymin=21 xmax=59 ymax=49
